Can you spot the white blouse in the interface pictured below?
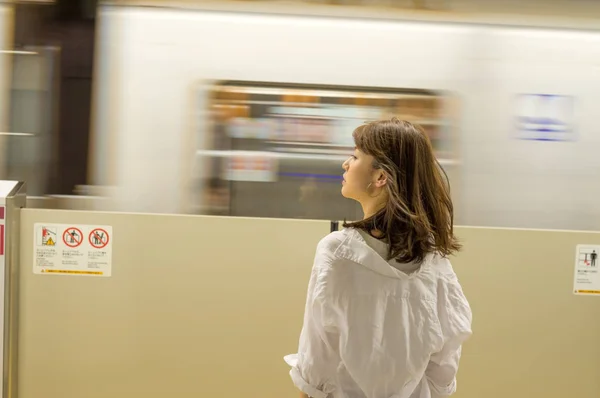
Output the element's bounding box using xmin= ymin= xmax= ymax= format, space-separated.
xmin=285 ymin=228 xmax=473 ymax=398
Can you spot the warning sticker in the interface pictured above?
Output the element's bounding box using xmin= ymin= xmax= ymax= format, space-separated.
xmin=38 ymin=226 xmax=57 ymax=246
xmin=33 ymin=223 xmax=112 ymax=277
xmin=573 ymin=244 xmax=600 ymax=296
xmin=89 ymin=228 xmax=109 ymax=249
xmin=63 ymin=227 xmax=83 ymax=248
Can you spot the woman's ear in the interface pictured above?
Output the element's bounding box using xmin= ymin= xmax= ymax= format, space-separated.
xmin=374 ymin=170 xmax=387 ymax=188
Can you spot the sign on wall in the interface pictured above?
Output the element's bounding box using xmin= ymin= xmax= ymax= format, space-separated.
xmin=574 ymin=244 xmax=600 ymax=295
xmin=33 ymin=223 xmax=113 ymax=277
xmin=515 ymin=94 xmax=574 ymax=142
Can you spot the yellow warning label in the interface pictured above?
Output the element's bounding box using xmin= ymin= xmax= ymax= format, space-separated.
xmin=575 ymin=290 xmax=600 ymax=294
xmin=42 ymin=269 xmax=103 ymax=276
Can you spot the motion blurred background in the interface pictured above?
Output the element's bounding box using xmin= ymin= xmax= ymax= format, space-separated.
xmin=2 ymin=0 xmax=600 ymax=230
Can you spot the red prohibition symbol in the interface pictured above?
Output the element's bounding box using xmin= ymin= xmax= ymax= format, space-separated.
xmin=89 ymin=228 xmax=109 ymax=249
xmin=63 ymin=227 xmax=83 ymax=248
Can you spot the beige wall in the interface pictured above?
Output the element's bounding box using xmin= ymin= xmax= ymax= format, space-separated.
xmin=453 ymin=227 xmax=600 ymax=397
xmin=17 ymin=209 xmax=600 ymax=398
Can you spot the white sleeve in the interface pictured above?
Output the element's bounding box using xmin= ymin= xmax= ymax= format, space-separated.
xmin=425 ymin=281 xmax=472 ymax=396
xmin=288 ymin=262 xmax=339 ymax=398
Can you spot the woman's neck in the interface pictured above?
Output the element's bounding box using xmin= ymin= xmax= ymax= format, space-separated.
xmin=361 ymin=202 xmax=384 ymax=220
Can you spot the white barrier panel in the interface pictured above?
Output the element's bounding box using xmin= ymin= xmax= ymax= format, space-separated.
xmin=12 ymin=206 xmax=600 ymax=398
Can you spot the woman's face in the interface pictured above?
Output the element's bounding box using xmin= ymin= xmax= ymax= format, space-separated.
xmin=341 ymin=148 xmax=377 ymax=202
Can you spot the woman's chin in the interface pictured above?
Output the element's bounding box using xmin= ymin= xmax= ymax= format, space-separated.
xmin=341 ymin=185 xmax=350 ymax=198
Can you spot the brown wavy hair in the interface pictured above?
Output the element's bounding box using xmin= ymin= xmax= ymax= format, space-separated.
xmin=343 ymin=117 xmax=460 ymax=264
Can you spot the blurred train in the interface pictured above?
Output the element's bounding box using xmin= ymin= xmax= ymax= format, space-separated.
xmin=4 ymin=3 xmax=600 ymax=231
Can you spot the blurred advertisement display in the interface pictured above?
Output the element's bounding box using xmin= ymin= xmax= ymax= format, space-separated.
xmin=223 ymin=155 xmax=278 ymax=182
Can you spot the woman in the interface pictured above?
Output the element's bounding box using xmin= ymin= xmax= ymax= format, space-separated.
xmin=285 ymin=118 xmax=473 ymax=398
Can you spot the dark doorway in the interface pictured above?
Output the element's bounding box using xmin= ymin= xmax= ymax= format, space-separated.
xmin=12 ymin=0 xmax=97 ymax=194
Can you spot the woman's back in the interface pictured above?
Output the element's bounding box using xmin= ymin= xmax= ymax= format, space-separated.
xmin=286 ymin=118 xmax=472 ymax=398
xmin=287 ymin=228 xmax=472 ymax=398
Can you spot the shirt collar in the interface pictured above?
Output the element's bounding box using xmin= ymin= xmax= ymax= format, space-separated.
xmin=333 ymin=228 xmax=430 ymax=279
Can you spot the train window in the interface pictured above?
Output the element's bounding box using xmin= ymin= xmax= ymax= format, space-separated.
xmin=191 ymin=81 xmax=459 ymax=221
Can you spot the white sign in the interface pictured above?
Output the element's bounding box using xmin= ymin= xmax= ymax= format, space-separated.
xmin=33 ymin=223 xmax=112 ymax=277
xmin=223 ymin=155 xmax=277 ymax=182
xmin=573 ymin=244 xmax=600 ymax=295
xmin=515 ymin=94 xmax=574 ymax=142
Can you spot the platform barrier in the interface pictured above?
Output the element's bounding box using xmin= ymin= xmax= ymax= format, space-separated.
xmin=1 ymin=181 xmax=600 ymax=398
